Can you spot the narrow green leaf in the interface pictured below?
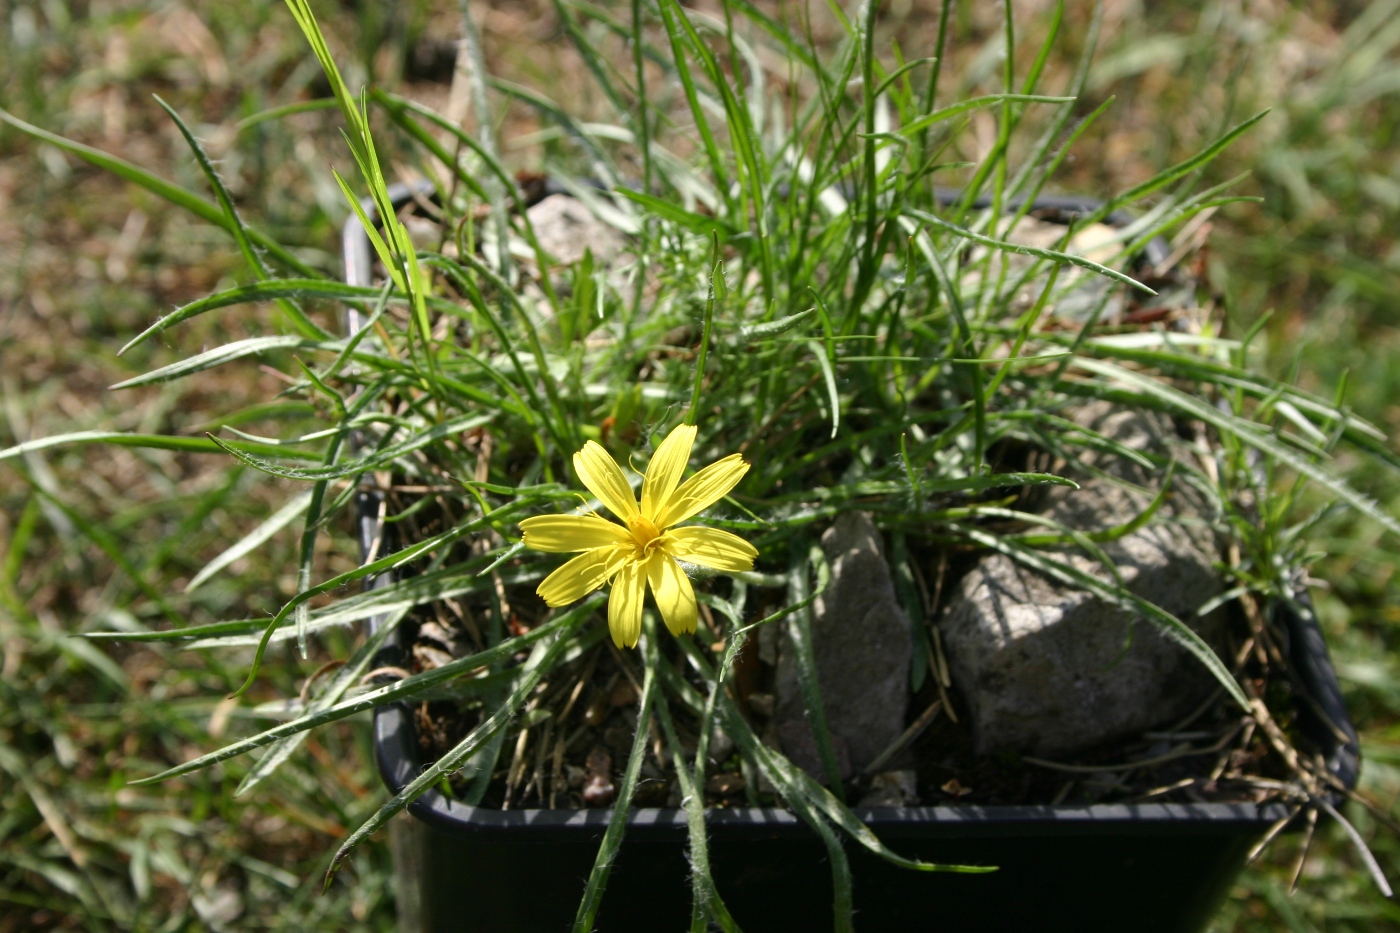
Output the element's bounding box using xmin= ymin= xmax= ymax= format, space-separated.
xmin=112 ymin=336 xmax=339 ymax=389
xmin=234 ymin=98 xmax=339 ymax=132
xmin=119 ymin=280 xmax=390 ymax=356
xmin=615 ymin=186 xmax=734 ymax=236
xmin=133 ymin=597 xmax=596 ymax=786
xmin=905 ymin=208 xmax=1156 ymax=295
xmin=0 ymin=108 xmax=316 ymax=277
xmin=1073 ymin=357 xmax=1400 ymax=538
xmin=0 ymin=431 xmax=318 ymax=463
xmin=209 ymin=412 xmax=493 ymax=481
xmin=808 ymin=340 xmax=840 ymax=439
xmin=735 ymin=308 xmax=815 ymax=345
xmin=899 ymin=94 xmax=1074 ymax=140
xmin=786 ymin=549 xmax=845 ymax=800
xmin=185 ymin=491 xmax=314 ymax=592
xmin=154 ymin=95 xmax=328 ymax=340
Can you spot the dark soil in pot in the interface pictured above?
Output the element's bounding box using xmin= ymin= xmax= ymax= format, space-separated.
xmin=384 ymin=523 xmax=1344 ymax=815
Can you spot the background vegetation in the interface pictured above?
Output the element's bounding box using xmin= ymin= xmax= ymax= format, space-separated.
xmin=1 ymin=0 xmax=1399 ymax=929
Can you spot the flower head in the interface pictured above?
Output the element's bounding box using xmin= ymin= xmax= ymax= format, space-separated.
xmin=520 ymin=424 xmax=757 ymax=648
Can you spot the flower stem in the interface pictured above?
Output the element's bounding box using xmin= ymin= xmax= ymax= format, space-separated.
xmin=686 ymin=235 xmax=722 ymax=425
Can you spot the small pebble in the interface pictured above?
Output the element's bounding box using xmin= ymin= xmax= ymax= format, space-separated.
xmin=707 ymin=727 xmax=735 ymax=765
xmin=940 ymin=778 xmax=972 ymax=798
xmin=603 ymin=724 xmax=631 ymax=754
xmin=609 ymin=679 xmax=636 ymax=708
xmin=584 ymin=690 xmax=611 ymax=727
xmin=858 ymin=769 xmax=919 ymax=807
xmin=704 ymin=772 xmax=745 ymax=797
xmin=746 ymin=693 xmax=775 ymax=719
xmin=416 ymin=621 xmax=458 ymax=651
xmin=582 ymin=746 xmax=615 ymax=807
xmin=412 ymin=643 xmax=454 ymax=671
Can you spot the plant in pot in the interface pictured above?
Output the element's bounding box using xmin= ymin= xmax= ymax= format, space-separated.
xmin=5 ymin=1 xmax=1395 ymax=930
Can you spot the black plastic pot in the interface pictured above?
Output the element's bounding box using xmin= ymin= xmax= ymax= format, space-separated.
xmin=379 ymin=730 xmax=1279 ymax=933
xmin=345 ymin=186 xmax=1358 ymax=932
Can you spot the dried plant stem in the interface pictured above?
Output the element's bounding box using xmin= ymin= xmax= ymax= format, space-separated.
xmin=1333 ymin=783 xmax=1400 ymax=837
xmin=525 ymin=719 xmax=554 ymax=805
xmin=1239 ymin=591 xmax=1287 ymax=668
xmin=862 ymin=699 xmax=943 ymax=778
xmin=1024 ymin=723 xmax=1243 ymax=775
xmin=502 ymin=724 xmax=531 ymax=809
xmin=739 ymin=372 xmax=821 ymax=455
xmin=1314 ymin=796 xmax=1395 ymax=898
xmin=1247 ymin=808 xmax=1303 ymax=865
xmin=1129 ymin=777 xmax=1198 ymax=803
xmin=551 ymin=648 xmax=601 ymax=808
xmin=929 ymin=626 xmax=958 ymax=723
xmin=1248 ymin=695 xmax=1309 ymax=782
xmin=1289 ymin=806 xmax=1319 ymax=895
xmin=607 ymin=639 xmax=645 ymax=698
xmin=299 ymin=659 xmax=346 ymax=705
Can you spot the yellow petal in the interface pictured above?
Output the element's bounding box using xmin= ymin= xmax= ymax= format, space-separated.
xmin=640 ymin=424 xmax=696 ymax=521
xmin=520 ymin=515 xmax=630 ymax=553
xmin=573 ymin=441 xmax=640 ymax=522
xmin=646 ymin=551 xmax=697 ymax=637
xmin=537 ymin=546 xmax=626 ymax=607
xmin=663 ymin=526 xmax=757 ymax=572
xmin=608 ymin=560 xmax=646 ymax=648
xmin=655 ymin=453 xmax=750 ymax=528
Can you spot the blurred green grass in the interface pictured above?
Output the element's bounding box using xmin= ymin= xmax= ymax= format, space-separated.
xmin=2 ymin=0 xmax=1399 ymax=929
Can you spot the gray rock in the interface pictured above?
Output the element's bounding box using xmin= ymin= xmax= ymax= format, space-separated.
xmin=938 ymin=403 xmax=1228 ymax=758
xmin=775 ymin=512 xmax=912 ymax=779
xmin=857 ymin=770 xmax=919 ymax=807
xmin=525 ymin=194 xmax=625 ymax=267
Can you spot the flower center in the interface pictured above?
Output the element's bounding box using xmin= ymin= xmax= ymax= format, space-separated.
xmin=628 ymin=515 xmax=662 ymax=550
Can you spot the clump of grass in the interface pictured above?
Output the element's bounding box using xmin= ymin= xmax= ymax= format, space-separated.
xmin=3 ymin=0 xmax=1397 ymax=928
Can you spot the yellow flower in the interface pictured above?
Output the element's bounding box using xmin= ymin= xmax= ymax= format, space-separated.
xmin=520 ymin=424 xmax=757 ymax=648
